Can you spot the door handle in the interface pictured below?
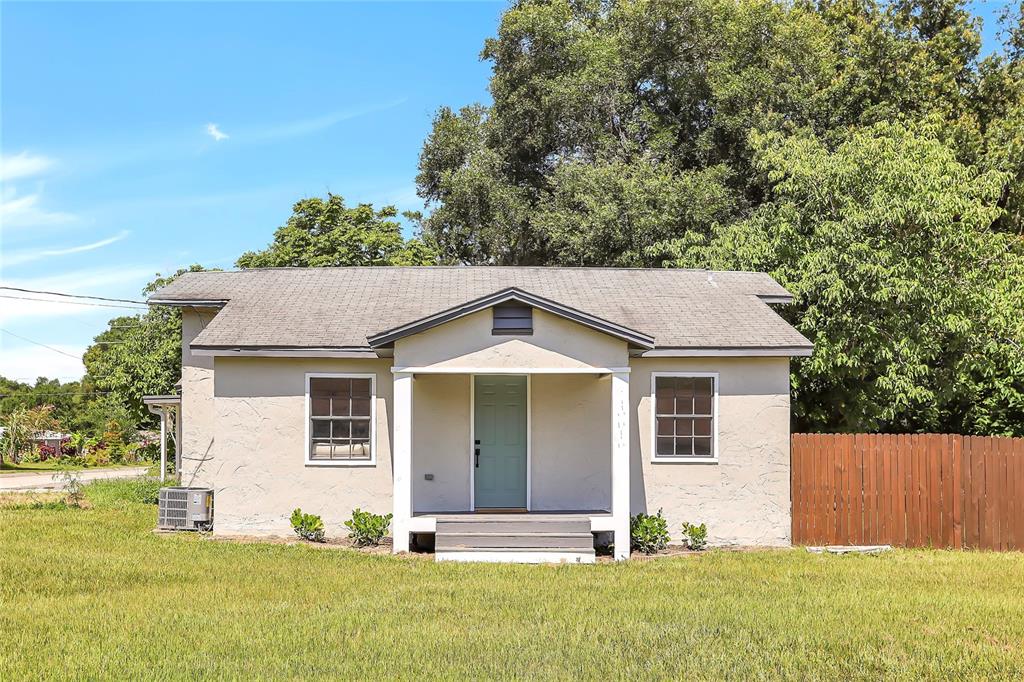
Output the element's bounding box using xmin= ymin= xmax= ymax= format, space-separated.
xmin=475 ymin=447 xmax=480 ymax=468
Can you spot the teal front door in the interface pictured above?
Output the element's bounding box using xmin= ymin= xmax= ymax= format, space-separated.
xmin=474 ymin=375 xmax=528 ymax=509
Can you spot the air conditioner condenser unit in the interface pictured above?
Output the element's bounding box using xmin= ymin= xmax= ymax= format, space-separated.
xmin=158 ymin=487 xmax=214 ymax=531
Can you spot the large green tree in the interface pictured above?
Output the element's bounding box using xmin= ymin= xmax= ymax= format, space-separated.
xmin=83 ymin=266 xmax=206 ymax=427
xmin=662 ymin=121 xmax=1024 ymax=434
xmin=236 ymin=194 xmax=438 ymax=268
xmin=417 ymin=0 xmax=1024 ymax=435
xmin=418 ymin=0 xmax=1023 ymax=264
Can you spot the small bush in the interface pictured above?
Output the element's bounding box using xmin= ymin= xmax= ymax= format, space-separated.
xmin=681 ymin=521 xmax=708 ymax=551
xmin=345 ymin=508 xmax=393 ymax=547
xmin=630 ymin=509 xmax=670 ymax=554
xmin=290 ymin=508 xmax=326 ymax=543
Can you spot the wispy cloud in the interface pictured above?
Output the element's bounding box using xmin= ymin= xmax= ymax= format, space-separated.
xmin=2 ymin=230 xmax=130 ymax=267
xmin=0 ymin=152 xmax=55 ymax=182
xmin=206 ymin=123 xmax=229 ymax=142
xmin=0 ymin=186 xmax=78 ymax=230
xmin=247 ymin=99 xmax=408 ymax=141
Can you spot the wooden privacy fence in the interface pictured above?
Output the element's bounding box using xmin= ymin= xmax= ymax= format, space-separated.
xmin=791 ymin=433 xmax=1024 ymax=550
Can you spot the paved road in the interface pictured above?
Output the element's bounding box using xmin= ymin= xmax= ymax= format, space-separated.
xmin=0 ymin=465 xmax=150 ymax=491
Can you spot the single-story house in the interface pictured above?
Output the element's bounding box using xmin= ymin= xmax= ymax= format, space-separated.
xmin=148 ymin=267 xmax=812 ymax=562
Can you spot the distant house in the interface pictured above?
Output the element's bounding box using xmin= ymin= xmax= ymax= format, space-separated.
xmin=33 ymin=430 xmax=69 ymax=452
xmin=149 ymin=267 xmax=812 ymax=562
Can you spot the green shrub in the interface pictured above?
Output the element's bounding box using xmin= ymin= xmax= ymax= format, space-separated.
xmin=290 ymin=508 xmax=326 ymax=543
xmin=344 ymin=508 xmax=393 ymax=547
xmin=681 ymin=521 xmax=708 ymax=551
xmin=630 ymin=509 xmax=669 ymax=554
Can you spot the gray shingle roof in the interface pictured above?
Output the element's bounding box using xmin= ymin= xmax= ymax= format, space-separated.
xmin=149 ymin=267 xmax=812 ymax=352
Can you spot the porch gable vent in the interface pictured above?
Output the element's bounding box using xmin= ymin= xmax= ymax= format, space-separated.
xmin=492 ymin=303 xmax=533 ymax=335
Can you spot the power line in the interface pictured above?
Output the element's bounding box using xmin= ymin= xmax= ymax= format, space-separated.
xmin=0 ymin=294 xmax=148 ymax=310
xmin=0 ymin=328 xmax=83 ymax=359
xmin=0 ymin=286 xmax=148 ymax=305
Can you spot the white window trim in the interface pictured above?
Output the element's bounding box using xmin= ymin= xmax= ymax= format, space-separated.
xmin=304 ymin=372 xmax=377 ymax=467
xmin=650 ymin=371 xmax=719 ymax=464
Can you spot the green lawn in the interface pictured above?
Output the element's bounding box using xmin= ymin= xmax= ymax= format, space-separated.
xmin=2 ymin=494 xmax=1023 ymax=679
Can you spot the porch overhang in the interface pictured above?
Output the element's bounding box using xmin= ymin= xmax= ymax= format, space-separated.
xmin=143 ymin=394 xmax=182 ymax=483
xmin=391 ymin=366 xmax=629 ymax=375
xmin=367 ymin=287 xmax=655 ymax=352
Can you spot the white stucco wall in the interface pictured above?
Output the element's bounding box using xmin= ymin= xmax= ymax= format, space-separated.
xmin=180 ymin=308 xmax=217 ymax=488
xmin=394 ymin=308 xmax=628 ymax=370
xmin=178 ymin=310 xmax=792 ymax=547
xmin=531 ymin=374 xmax=611 ymax=511
xmin=630 ymin=357 xmax=792 ymax=547
xmin=202 ymin=357 xmax=394 ymax=535
xmin=412 ymin=374 xmax=470 ymax=512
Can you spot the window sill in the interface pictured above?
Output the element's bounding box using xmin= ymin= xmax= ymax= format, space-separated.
xmin=651 ymin=456 xmax=718 ymax=464
xmin=305 ymin=459 xmax=376 ymax=468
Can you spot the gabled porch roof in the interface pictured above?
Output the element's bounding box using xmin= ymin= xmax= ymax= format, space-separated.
xmin=366 ymin=287 xmax=656 ymax=351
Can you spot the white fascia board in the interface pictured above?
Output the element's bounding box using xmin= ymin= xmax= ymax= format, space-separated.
xmin=636 ymin=347 xmax=812 ymax=358
xmin=390 ymin=366 xmax=630 ymax=375
xmin=191 ymin=347 xmax=378 ymax=359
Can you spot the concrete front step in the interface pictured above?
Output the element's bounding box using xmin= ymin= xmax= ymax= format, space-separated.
xmin=435 ymin=549 xmax=596 ymax=564
xmin=436 ymin=531 xmax=595 ymax=551
xmin=435 ymin=519 xmax=592 ymax=535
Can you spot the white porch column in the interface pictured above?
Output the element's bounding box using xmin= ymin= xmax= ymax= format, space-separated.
xmin=612 ymin=371 xmax=630 ymax=560
xmin=392 ymin=372 xmax=413 ymax=553
xmin=158 ymin=411 xmax=167 ymax=483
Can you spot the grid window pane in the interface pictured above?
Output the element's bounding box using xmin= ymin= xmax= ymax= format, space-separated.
xmin=675 ymin=418 xmax=693 ymax=437
xmin=693 ymin=417 xmax=712 ymax=437
xmin=309 ymin=377 xmax=373 ymax=462
xmin=694 ymin=377 xmax=713 ymax=397
xmin=654 ymin=376 xmax=715 ymax=460
xmin=311 ymin=396 xmax=331 ymax=417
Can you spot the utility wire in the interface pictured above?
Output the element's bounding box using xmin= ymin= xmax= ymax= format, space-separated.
xmin=0 ymin=286 xmax=148 ymax=305
xmin=0 ymin=294 xmax=147 ymax=310
xmin=0 ymin=328 xmax=83 ymax=359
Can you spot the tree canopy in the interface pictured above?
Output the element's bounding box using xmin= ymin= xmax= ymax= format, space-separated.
xmin=236 ymin=194 xmax=438 ymax=268
xmin=416 ymin=0 xmax=1024 ymax=435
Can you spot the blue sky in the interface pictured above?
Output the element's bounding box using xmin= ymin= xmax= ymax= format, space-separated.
xmin=0 ymin=1 xmax=502 ymax=381
xmin=0 ymin=0 xmax=1013 ymax=382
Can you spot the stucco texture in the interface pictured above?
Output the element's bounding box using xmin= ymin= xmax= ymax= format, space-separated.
xmin=189 ymin=356 xmax=394 ymax=535
xmin=394 ymin=308 xmax=628 ymax=370
xmin=179 ymin=310 xmax=791 ymax=546
xmin=631 ymin=357 xmax=792 ymax=547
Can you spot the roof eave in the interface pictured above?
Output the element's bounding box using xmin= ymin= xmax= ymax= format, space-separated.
xmin=635 ymin=345 xmax=813 ymax=358
xmin=148 ymin=298 xmax=228 ymax=308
